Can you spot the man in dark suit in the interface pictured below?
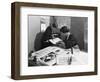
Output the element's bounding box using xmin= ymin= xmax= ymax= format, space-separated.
xmin=41 ymin=23 xmax=61 ymax=49
xmin=60 ymin=26 xmax=79 ymax=49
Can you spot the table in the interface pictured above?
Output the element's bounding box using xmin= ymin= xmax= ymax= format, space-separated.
xmin=29 ymin=46 xmax=88 ymax=66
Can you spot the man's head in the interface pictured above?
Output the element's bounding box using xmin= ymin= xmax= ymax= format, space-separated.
xmin=59 ymin=26 xmax=70 ymax=40
xmin=60 ymin=26 xmax=70 ymax=36
xmin=60 ymin=26 xmax=70 ymax=33
xmin=52 ymin=23 xmax=58 ymax=28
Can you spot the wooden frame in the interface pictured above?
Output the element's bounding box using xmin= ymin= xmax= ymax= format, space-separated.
xmin=11 ymin=2 xmax=98 ymax=80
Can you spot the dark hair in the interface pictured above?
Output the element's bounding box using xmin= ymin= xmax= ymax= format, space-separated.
xmin=52 ymin=23 xmax=57 ymax=28
xmin=60 ymin=26 xmax=70 ymax=33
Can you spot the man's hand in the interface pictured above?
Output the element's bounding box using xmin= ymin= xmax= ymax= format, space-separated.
xmin=56 ymin=41 xmax=66 ymax=49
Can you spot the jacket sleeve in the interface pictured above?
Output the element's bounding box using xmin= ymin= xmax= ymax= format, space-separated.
xmin=64 ymin=34 xmax=78 ymax=49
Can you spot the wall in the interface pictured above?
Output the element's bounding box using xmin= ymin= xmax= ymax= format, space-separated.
xmin=28 ymin=16 xmax=40 ymax=53
xmin=56 ymin=16 xmax=71 ymax=29
xmin=70 ymin=17 xmax=88 ymax=51
xmin=0 ymin=0 xmax=100 ymax=82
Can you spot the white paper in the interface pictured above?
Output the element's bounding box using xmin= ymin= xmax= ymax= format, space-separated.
xmin=49 ymin=38 xmax=62 ymax=44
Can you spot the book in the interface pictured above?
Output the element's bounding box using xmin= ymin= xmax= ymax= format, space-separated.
xmin=49 ymin=38 xmax=62 ymax=44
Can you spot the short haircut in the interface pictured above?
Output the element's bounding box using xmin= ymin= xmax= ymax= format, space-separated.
xmin=52 ymin=23 xmax=57 ymax=28
xmin=60 ymin=26 xmax=70 ymax=33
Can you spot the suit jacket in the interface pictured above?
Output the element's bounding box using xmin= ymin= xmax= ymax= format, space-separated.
xmin=41 ymin=26 xmax=60 ymax=49
xmin=60 ymin=34 xmax=78 ymax=49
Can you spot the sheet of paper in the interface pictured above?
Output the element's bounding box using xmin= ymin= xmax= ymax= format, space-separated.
xmin=49 ymin=38 xmax=62 ymax=44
